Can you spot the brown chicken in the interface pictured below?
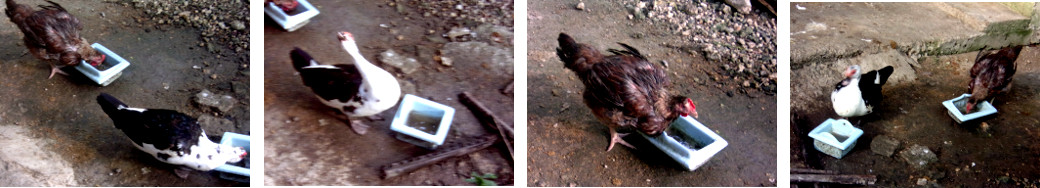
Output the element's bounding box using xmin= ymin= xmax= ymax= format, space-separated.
xmin=6 ymin=0 xmax=104 ymax=79
xmin=966 ymin=45 xmax=1021 ymax=112
xmin=556 ymin=33 xmax=698 ymax=151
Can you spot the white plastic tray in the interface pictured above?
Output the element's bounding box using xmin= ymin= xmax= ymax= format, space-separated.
xmin=942 ymin=94 xmax=997 ymax=124
xmin=808 ymin=118 xmax=863 ymax=159
xmin=640 ymin=116 xmax=728 ymax=171
xmin=390 ymin=94 xmax=455 ymax=149
xmin=264 ymin=0 xmax=319 ymax=32
xmin=74 ymin=43 xmax=129 ymax=86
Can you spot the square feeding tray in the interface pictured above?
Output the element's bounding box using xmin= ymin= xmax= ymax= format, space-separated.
xmin=214 ymin=132 xmax=249 ymax=182
xmin=942 ymin=94 xmax=997 ymax=124
xmin=808 ymin=118 xmax=863 ymax=159
xmin=640 ymin=116 xmax=728 ymax=171
xmin=74 ymin=43 xmax=129 ymax=86
xmin=390 ymin=94 xmax=455 ymax=150
xmin=264 ymin=0 xmax=319 ymax=32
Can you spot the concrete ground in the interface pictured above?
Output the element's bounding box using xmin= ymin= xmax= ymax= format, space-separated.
xmin=791 ymin=2 xmax=1037 ymax=68
xmin=263 ymin=1 xmax=514 ymax=186
xmin=790 ymin=2 xmax=1040 ymax=187
xmin=527 ymin=0 xmax=777 ymax=187
xmin=0 ymin=0 xmax=249 ymax=186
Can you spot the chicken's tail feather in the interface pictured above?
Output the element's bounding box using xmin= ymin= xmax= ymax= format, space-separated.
xmin=608 ymin=43 xmax=646 ymax=60
xmin=39 ymin=0 xmax=66 ymax=12
xmin=290 ymin=47 xmax=315 ymax=71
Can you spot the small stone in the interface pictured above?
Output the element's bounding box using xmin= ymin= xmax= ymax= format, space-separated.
xmin=446 ymin=27 xmax=472 ymax=39
xmin=575 ymin=2 xmax=585 ymax=10
xmin=997 ymin=176 xmax=1011 ymax=183
xmin=871 ymin=135 xmax=901 ymax=157
xmin=899 ymin=144 xmax=938 ymax=168
xmin=379 ymin=50 xmax=420 ymax=74
xmin=198 ymin=115 xmax=234 ymax=137
xmin=438 ymin=56 xmax=453 ymax=66
xmin=230 ymin=20 xmax=245 ymax=31
xmin=916 ymin=178 xmax=928 ymax=185
xmin=194 ymin=89 xmax=237 ymax=113
xmin=611 ymin=178 xmax=621 ymax=186
xmin=396 ymin=35 xmax=405 ymax=40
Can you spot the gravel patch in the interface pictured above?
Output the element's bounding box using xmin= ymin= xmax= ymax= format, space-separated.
xmin=406 ymin=0 xmax=514 ymax=29
xmin=624 ymin=0 xmax=776 ymax=93
xmin=107 ymin=0 xmax=249 ymax=59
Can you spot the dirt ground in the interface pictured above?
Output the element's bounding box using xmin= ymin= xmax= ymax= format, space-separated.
xmin=527 ymin=0 xmax=777 ymax=187
xmin=262 ymin=0 xmax=514 ymax=186
xmin=791 ymin=46 xmax=1040 ymax=187
xmin=0 ymin=0 xmax=249 ymax=187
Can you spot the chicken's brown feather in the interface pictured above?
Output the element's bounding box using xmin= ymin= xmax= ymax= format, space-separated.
xmin=557 ymin=32 xmax=686 ymax=136
xmin=6 ymin=0 xmax=99 ymax=67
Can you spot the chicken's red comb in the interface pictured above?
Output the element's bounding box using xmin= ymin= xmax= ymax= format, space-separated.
xmin=687 ymin=98 xmax=695 ymax=110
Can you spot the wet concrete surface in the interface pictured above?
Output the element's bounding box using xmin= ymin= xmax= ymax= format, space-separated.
xmin=527 ymin=0 xmax=776 ymax=187
xmin=0 ymin=0 xmax=249 ymax=186
xmin=792 ymin=46 xmax=1040 ymax=187
xmin=263 ymin=1 xmax=514 ymax=186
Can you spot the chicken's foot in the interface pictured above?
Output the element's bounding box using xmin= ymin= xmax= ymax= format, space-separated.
xmin=607 ymin=126 xmax=636 ymax=151
xmin=48 ymin=64 xmax=68 ymax=79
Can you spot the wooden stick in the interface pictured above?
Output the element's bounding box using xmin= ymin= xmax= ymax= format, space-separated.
xmin=791 ymin=168 xmax=839 ymax=174
xmin=756 ymin=0 xmax=776 ymax=16
xmin=459 ymin=92 xmax=514 ymax=159
xmin=382 ymin=135 xmax=499 ymax=179
xmin=790 ymin=174 xmax=877 ymax=185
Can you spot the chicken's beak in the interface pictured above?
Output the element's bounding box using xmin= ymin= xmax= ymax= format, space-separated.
xmin=90 ymin=55 xmax=106 ymax=66
xmin=693 ymin=111 xmax=699 ymax=119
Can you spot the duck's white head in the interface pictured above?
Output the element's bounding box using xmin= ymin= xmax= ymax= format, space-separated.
xmin=338 ymin=31 xmax=361 ymax=55
xmin=843 ymin=65 xmax=862 ymax=79
xmin=223 ymin=146 xmax=247 ymax=163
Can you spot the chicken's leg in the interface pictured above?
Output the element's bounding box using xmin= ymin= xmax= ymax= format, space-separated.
xmin=607 ymin=126 xmax=636 ymax=151
xmin=48 ymin=64 xmax=68 ymax=79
